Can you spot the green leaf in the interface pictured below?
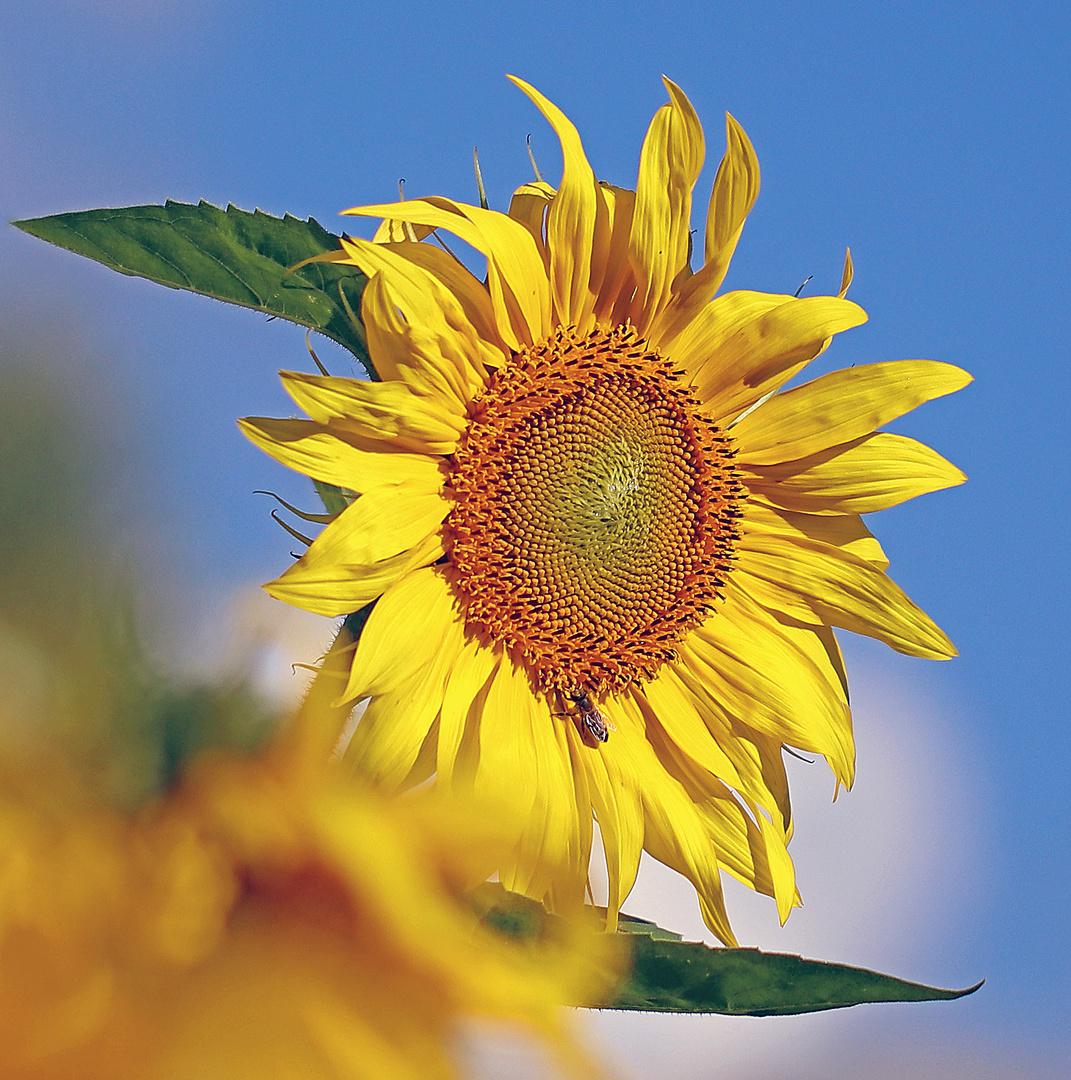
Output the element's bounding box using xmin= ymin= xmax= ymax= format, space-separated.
xmin=616 ymin=912 xmax=683 ymax=942
xmin=13 ymin=201 xmax=372 ymax=373
xmin=612 ymin=937 xmax=983 ymax=1015
xmin=313 ymin=479 xmax=358 ymax=517
xmin=471 ymin=885 xmax=982 ymax=1016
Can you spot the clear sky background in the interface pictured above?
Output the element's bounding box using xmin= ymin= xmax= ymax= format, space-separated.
xmin=2 ymin=2 xmax=1069 ymax=1077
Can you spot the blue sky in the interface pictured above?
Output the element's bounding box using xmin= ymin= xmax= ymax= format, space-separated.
xmin=2 ymin=2 xmax=1069 ymax=1076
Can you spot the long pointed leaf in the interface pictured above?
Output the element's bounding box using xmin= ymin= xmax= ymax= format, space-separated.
xmin=611 ymin=933 xmax=982 ymax=1015
xmin=475 ymin=885 xmax=982 ymax=1015
xmin=13 ymin=201 xmax=371 ymax=373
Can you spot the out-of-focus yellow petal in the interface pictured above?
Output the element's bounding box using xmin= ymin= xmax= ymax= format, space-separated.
xmin=732 ymin=359 xmax=973 ymax=464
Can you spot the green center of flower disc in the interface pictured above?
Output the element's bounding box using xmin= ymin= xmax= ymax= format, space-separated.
xmin=448 ymin=325 xmax=744 ymax=697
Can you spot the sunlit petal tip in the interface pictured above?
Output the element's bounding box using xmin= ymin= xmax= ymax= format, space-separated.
xmin=838 ymin=246 xmax=854 ymax=297
xmin=723 ymin=111 xmax=761 ymax=194
xmin=947 ymin=364 xmax=975 ymax=389
xmin=840 ymin=296 xmax=869 ymax=326
xmin=660 ymin=74 xmax=696 ymax=112
xmin=505 ymin=72 xmax=539 ymax=98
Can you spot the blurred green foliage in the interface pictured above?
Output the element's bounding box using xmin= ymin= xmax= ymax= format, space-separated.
xmin=0 ymin=332 xmax=278 ymax=807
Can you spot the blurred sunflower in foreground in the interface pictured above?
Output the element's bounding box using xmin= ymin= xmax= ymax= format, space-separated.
xmin=0 ymin=359 xmax=615 ymax=1080
xmin=242 ymin=77 xmax=969 ymax=944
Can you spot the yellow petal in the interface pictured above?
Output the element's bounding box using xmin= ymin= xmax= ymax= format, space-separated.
xmin=685 ymin=588 xmax=855 ymax=789
xmin=280 ymin=371 xmax=465 ymax=456
xmin=435 ymin=635 xmax=500 ymax=790
xmin=509 ymin=77 xmax=604 ymax=332
xmin=238 ymin=417 xmax=445 ymax=493
xmin=655 ymin=663 xmax=789 ymax=810
xmin=732 ymin=359 xmax=972 ymax=464
xmin=361 ymin=271 xmax=479 ymax=411
xmin=736 ymin=530 xmax=957 ymax=659
xmin=343 ymin=198 xmax=551 ymax=350
xmin=379 ymin=241 xmax=510 ymax=370
xmin=669 ymin=289 xmax=795 ymax=382
xmin=340 ymin=239 xmax=487 ymax=404
xmin=743 ymin=498 xmax=889 ymax=570
xmin=650 ymin=112 xmax=761 ymax=349
xmin=838 ymin=247 xmax=854 ymax=298
xmin=640 ymin=689 xmax=799 ymax=914
xmin=705 ymin=114 xmax=761 ymax=276
xmin=472 ymin=659 xmax=540 ymax=823
xmin=613 ymin=697 xmax=737 ymax=946
xmin=579 ymin=728 xmax=643 ymax=928
xmin=628 ymin=78 xmax=705 ymax=333
xmin=753 ymin=809 xmax=797 ymax=925
xmin=344 ymin=614 xmax=467 ymax=791
xmin=266 ymin=484 xmax=448 ymax=616
xmin=744 ymin=432 xmax=967 ymax=514
xmin=507 ymin=180 xmax=555 ymax=256
xmin=340 ymin=566 xmax=458 ymax=702
xmin=372 ymin=218 xmax=436 ymax=245
xmin=640 ymin=669 xmax=746 ymax=792
xmin=520 ymin=708 xmax=590 ymax=908
xmin=490 ymin=674 xmax=585 ymax=904
xmin=680 ymin=295 xmax=868 ymax=421
xmin=592 ymin=184 xmax=638 ymax=325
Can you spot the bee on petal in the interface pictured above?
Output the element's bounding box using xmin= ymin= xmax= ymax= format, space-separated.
xmin=563 ymin=686 xmax=611 ymax=747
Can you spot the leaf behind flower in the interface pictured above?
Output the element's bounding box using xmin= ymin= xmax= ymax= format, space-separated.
xmin=13 ymin=201 xmax=371 ymax=373
xmin=474 ymin=885 xmax=982 ymax=1016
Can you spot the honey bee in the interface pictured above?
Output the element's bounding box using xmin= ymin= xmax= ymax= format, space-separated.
xmin=561 ymin=686 xmax=611 ymax=747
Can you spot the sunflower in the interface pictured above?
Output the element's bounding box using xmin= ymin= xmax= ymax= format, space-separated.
xmin=0 ymin=633 xmax=616 ymax=1080
xmin=241 ymin=77 xmax=969 ymax=945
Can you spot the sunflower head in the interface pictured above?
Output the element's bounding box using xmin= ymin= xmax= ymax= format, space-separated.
xmin=449 ymin=321 xmax=745 ymax=698
xmin=241 ymin=76 xmax=969 ymax=943
xmin=0 ymin=630 xmax=618 ymax=1080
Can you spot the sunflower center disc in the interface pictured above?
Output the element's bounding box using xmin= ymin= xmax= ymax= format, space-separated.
xmin=448 ymin=325 xmax=744 ymax=697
